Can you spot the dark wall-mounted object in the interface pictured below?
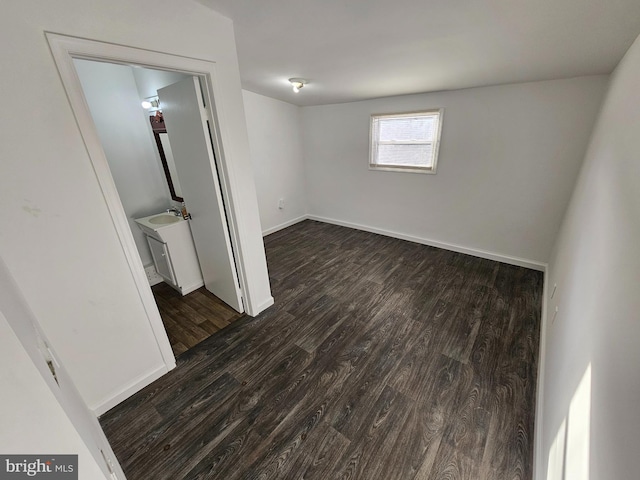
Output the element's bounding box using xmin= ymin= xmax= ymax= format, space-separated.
xmin=150 ymin=113 xmax=184 ymax=203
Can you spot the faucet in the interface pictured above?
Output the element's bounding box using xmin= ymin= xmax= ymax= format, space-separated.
xmin=166 ymin=206 xmax=181 ymax=216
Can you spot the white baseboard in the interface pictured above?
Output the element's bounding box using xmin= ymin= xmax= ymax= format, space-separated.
xmin=92 ymin=363 xmax=171 ymax=416
xmin=262 ymin=215 xmax=309 ymax=236
xmin=533 ymin=269 xmax=550 ymax=479
xmin=307 ymin=214 xmax=547 ymax=272
xmin=260 ymin=213 xmax=547 ymax=272
xmin=248 ymin=296 xmax=274 ymax=317
xmin=180 ymin=280 xmax=205 ymax=296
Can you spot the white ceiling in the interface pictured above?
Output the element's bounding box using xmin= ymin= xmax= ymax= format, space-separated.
xmin=198 ymin=0 xmax=640 ymax=106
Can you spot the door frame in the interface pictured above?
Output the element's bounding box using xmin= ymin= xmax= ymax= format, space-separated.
xmin=46 ymin=33 xmax=272 ymax=394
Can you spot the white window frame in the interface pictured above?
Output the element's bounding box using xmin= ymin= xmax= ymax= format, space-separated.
xmin=369 ymin=109 xmax=444 ymax=174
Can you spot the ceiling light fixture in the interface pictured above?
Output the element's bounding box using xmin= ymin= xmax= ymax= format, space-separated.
xmin=141 ymin=97 xmax=160 ymax=110
xmin=288 ymin=78 xmax=307 ymax=93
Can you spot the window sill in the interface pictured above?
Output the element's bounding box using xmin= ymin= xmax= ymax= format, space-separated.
xmin=368 ymin=165 xmax=437 ymax=175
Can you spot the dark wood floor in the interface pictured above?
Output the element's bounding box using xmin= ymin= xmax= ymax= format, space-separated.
xmin=100 ymin=220 xmax=543 ymax=480
xmin=152 ymin=283 xmax=244 ymax=356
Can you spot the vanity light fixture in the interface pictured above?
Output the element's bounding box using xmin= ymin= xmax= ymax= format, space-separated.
xmin=141 ymin=97 xmax=160 ymax=110
xmin=288 ymin=78 xmax=307 ymax=93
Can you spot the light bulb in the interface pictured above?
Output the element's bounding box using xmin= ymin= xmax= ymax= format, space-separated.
xmin=288 ymin=78 xmax=307 ymax=93
xmin=141 ymin=98 xmax=159 ymax=109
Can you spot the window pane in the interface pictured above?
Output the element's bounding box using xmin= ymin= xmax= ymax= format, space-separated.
xmin=377 ymin=144 xmax=433 ymax=167
xmin=378 ymin=115 xmax=436 ymax=142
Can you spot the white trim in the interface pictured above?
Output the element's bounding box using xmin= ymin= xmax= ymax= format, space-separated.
xmin=197 ymin=76 xmax=247 ymax=313
xmin=180 ymin=280 xmax=206 ymax=296
xmin=307 ymin=214 xmax=548 ymax=271
xmin=533 ymin=269 xmax=550 ymax=480
xmin=368 ymin=165 xmax=437 ymax=175
xmin=253 ymin=296 xmax=275 ymax=315
xmin=91 ymin=364 xmax=169 ymax=416
xmin=262 ymin=215 xmax=309 ymax=236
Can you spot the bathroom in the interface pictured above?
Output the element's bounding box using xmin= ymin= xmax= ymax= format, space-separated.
xmin=74 ymin=59 xmax=243 ymax=355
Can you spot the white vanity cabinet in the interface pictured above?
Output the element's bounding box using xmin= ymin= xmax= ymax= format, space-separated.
xmin=135 ymin=214 xmax=204 ymax=295
xmin=147 ymin=236 xmax=176 ymax=285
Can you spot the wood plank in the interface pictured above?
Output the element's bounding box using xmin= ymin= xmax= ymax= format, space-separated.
xmin=100 ymin=220 xmax=543 ymax=480
xmin=151 ymin=283 xmax=243 ymax=355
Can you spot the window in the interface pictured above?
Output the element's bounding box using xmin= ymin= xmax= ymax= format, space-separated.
xmin=369 ymin=109 xmax=443 ymax=174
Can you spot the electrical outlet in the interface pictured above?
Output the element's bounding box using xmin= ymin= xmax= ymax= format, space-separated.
xmin=278 ymin=198 xmax=285 ymax=210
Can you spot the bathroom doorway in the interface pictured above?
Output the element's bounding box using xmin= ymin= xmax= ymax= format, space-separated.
xmin=72 ymin=58 xmax=246 ymax=357
xmin=46 ymin=32 xmax=273 ymax=416
xmin=42 ymin=28 xmax=277 ymax=384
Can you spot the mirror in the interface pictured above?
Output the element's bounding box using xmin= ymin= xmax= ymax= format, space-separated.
xmin=150 ymin=113 xmax=183 ymax=202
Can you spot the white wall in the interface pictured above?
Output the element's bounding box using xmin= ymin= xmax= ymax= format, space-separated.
xmin=538 ymin=33 xmax=640 ymax=480
xmin=301 ymin=76 xmax=608 ymax=266
xmin=0 ymin=0 xmax=269 ymax=412
xmin=0 ymin=314 xmax=106 ymax=478
xmin=75 ymin=59 xmax=173 ymax=267
xmin=243 ymin=90 xmax=308 ymax=234
xmin=0 ymin=256 xmax=123 ymax=478
xmin=132 ymin=68 xmax=189 ymax=100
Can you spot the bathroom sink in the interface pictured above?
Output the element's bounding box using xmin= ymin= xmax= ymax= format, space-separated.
xmin=148 ymin=214 xmax=181 ymax=225
xmin=134 ymin=212 xmax=187 ymax=241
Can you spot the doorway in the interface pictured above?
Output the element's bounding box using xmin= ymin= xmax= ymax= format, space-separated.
xmin=47 ymin=32 xmax=273 ymax=415
xmin=73 ymin=59 xmax=245 ymax=357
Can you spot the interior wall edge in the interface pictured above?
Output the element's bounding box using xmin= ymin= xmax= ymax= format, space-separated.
xmin=536 ymin=31 xmax=640 ymax=479
xmin=533 ymin=269 xmax=550 ymax=480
